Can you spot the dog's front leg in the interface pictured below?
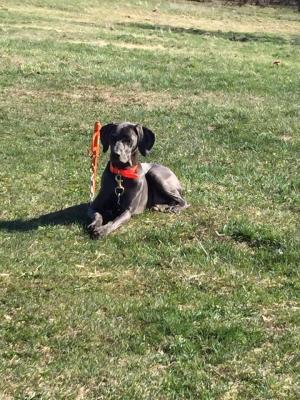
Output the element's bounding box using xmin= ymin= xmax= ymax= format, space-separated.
xmin=90 ymin=210 xmax=132 ymax=239
xmin=87 ymin=185 xmax=111 ymax=238
xmin=87 ymin=208 xmax=104 ymax=238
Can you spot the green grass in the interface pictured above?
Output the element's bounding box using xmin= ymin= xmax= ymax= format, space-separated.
xmin=0 ymin=0 xmax=299 ymax=398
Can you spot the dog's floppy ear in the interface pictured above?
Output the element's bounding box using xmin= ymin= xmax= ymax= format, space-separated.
xmin=100 ymin=123 xmax=117 ymax=152
xmin=135 ymin=124 xmax=155 ymax=156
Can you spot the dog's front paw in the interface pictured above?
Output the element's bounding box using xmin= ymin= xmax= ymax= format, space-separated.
xmin=88 ymin=222 xmax=111 ymax=240
xmin=87 ymin=213 xmax=103 ymax=238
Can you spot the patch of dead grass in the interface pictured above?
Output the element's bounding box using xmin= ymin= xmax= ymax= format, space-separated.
xmin=86 ymin=4 xmax=300 ymax=37
xmin=214 ymin=331 xmax=298 ymax=397
xmin=65 ymin=38 xmax=180 ymax=55
xmin=4 ymin=3 xmax=299 ymax=39
xmin=176 ymin=268 xmax=298 ymax=298
xmin=2 ymin=86 xmax=267 ymax=112
xmin=0 ymin=54 xmax=26 ymax=66
xmin=258 ymin=301 xmax=299 ymax=335
xmin=2 ymin=86 xmax=181 ymax=109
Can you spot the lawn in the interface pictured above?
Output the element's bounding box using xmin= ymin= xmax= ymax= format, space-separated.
xmin=0 ymin=0 xmax=299 ymax=398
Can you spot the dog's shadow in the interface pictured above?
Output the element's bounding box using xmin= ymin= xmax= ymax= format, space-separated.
xmin=0 ymin=203 xmax=88 ymax=233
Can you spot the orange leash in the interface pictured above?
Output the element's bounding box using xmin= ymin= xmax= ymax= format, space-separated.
xmin=89 ymin=121 xmax=101 ymax=203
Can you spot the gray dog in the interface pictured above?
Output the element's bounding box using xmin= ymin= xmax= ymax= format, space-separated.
xmin=87 ymin=122 xmax=188 ymax=238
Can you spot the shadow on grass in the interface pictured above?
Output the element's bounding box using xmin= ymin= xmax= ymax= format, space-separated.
xmin=0 ymin=203 xmax=88 ymax=232
xmin=119 ymin=22 xmax=299 ymax=45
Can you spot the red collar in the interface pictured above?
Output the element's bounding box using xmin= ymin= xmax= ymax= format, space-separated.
xmin=109 ymin=163 xmax=140 ymax=179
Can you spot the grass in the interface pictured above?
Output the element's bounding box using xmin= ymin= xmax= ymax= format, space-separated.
xmin=0 ymin=0 xmax=299 ymax=398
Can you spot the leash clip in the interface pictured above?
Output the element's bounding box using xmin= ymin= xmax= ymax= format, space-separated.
xmin=115 ymin=174 xmax=125 ymax=205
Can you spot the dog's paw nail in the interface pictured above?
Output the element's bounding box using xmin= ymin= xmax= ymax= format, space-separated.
xmin=88 ymin=223 xmax=101 ymax=239
xmin=89 ymin=230 xmax=102 ymax=240
xmin=89 ymin=225 xmax=110 ymax=239
xmin=87 ymin=226 xmax=96 ymax=234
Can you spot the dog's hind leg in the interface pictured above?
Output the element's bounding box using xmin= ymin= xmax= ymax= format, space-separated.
xmin=152 ymin=194 xmax=188 ymax=213
xmin=145 ymin=164 xmax=189 ymax=213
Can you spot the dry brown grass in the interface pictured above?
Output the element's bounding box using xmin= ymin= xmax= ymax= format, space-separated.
xmin=5 ymin=2 xmax=300 ymax=37
xmin=2 ymin=85 xmax=268 ymax=111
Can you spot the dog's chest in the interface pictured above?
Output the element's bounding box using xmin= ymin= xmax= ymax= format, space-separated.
xmin=107 ymin=175 xmax=147 ymax=213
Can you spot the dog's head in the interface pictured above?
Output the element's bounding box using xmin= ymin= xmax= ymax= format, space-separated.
xmin=100 ymin=122 xmax=155 ymax=168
